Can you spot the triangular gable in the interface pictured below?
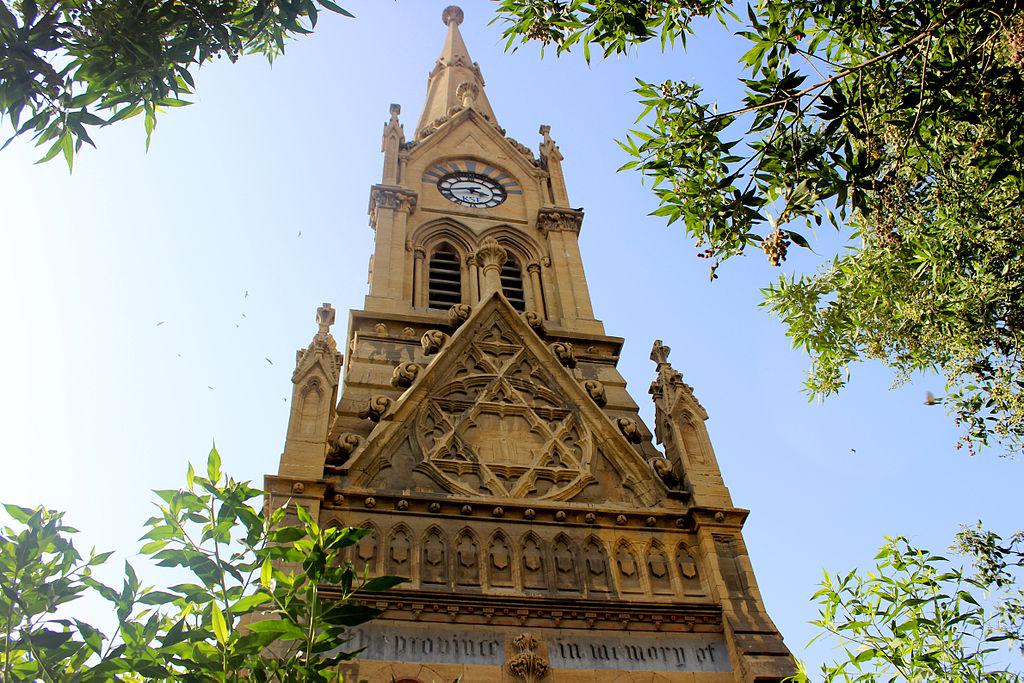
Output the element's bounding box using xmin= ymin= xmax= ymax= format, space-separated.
xmin=342 ymin=293 xmax=661 ymax=506
xmin=407 ymin=109 xmax=545 ymax=187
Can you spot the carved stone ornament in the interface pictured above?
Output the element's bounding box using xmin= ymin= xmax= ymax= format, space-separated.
xmin=521 ymin=310 xmax=543 ymax=331
xmin=507 ymin=633 xmax=549 ymax=682
xmin=582 ymin=379 xmax=607 ymax=407
xmin=414 ymin=314 xmax=597 ymax=501
xmin=447 ymin=303 xmax=472 ymax=328
xmin=650 ymin=456 xmax=680 ymax=488
xmin=358 ymin=395 xmax=393 ymax=423
xmin=456 ymin=81 xmax=480 ymax=109
xmin=421 ymin=329 xmax=449 ymax=355
xmin=475 ymin=238 xmax=508 ymax=270
xmin=294 ymin=303 xmax=342 ymax=380
xmin=536 ymin=207 xmax=584 ymax=235
xmin=401 ymin=326 xmax=416 ymax=338
xmin=291 ymin=482 xmax=304 ymax=494
xmin=390 ymin=362 xmax=421 ymax=388
xmin=326 ymin=433 xmax=361 ymax=466
xmin=617 ymin=417 xmax=643 ymax=444
xmin=373 ymin=322 xmax=388 ymax=334
xmin=368 ymin=185 xmax=416 ymax=212
xmin=549 ymin=341 xmax=577 ymax=369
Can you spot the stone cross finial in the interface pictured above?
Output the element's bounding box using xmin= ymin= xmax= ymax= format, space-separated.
xmin=442 ymin=5 xmax=464 ymax=26
xmin=316 ymin=303 xmax=336 ymax=335
xmin=651 ymin=339 xmax=671 ymax=366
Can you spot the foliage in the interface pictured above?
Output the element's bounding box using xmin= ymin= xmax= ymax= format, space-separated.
xmin=0 ymin=446 xmax=400 ymax=681
xmin=0 ymin=0 xmax=354 ymax=169
xmin=493 ymin=0 xmax=1024 ymax=453
xmin=790 ymin=527 xmax=1023 ymax=681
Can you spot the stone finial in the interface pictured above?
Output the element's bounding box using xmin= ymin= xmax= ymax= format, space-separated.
xmin=651 ymin=339 xmax=671 ymax=365
xmin=316 ymin=303 xmax=336 ymax=335
xmin=539 ymin=124 xmax=552 ymax=143
xmin=475 ymin=238 xmax=508 ymax=295
xmin=442 ymin=5 xmax=464 ymax=26
xmin=389 ymin=103 xmax=401 ymax=120
xmin=475 ymin=238 xmax=508 ymax=270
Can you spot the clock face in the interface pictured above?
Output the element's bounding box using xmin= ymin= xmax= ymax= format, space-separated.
xmin=437 ymin=171 xmax=507 ymax=208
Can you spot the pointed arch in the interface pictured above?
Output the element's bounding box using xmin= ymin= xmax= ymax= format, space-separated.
xmin=352 ymin=521 xmax=380 ymax=576
xmin=520 ymin=531 xmax=547 ymax=590
xmin=551 ymin=533 xmax=580 ymax=592
xmin=420 ymin=525 xmax=449 ymax=587
xmin=454 ymin=527 xmax=481 ymax=587
xmin=646 ymin=539 xmax=674 ymax=595
xmin=385 ymin=523 xmax=413 ymax=579
xmin=676 ymin=541 xmax=707 ymax=597
xmin=582 ymin=536 xmax=611 ymax=594
xmin=486 ymin=529 xmax=515 ymax=588
xmin=613 ymin=539 xmax=643 ymax=593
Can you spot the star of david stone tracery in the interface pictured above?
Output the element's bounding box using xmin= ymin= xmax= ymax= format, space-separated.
xmin=415 ymin=319 xmax=595 ymax=500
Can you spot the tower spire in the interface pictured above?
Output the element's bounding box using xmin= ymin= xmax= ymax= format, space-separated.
xmin=415 ymin=6 xmax=499 ymax=138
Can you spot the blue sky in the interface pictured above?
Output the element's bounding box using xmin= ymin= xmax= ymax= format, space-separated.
xmin=0 ymin=0 xmax=1020 ymax=672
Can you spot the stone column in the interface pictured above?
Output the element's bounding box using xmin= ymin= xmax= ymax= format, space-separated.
xmin=467 ymin=255 xmax=480 ymax=303
xmin=474 ymin=238 xmax=507 ymax=297
xmin=526 ymin=261 xmax=545 ymax=318
xmin=413 ymin=248 xmax=426 ymax=308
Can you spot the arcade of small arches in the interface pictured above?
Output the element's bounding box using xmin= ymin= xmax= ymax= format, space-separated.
xmin=411 ymin=222 xmax=549 ymax=317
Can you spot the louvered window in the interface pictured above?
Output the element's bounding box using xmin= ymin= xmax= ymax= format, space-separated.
xmin=428 ymin=246 xmax=462 ymax=309
xmin=501 ymin=257 xmax=526 ymax=312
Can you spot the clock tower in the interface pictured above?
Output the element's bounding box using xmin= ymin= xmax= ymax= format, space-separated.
xmin=267 ymin=7 xmax=795 ymax=681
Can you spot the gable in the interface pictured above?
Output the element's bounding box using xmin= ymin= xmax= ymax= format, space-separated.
xmin=406 ymin=110 xmax=544 ymax=198
xmin=342 ymin=293 xmax=661 ymax=506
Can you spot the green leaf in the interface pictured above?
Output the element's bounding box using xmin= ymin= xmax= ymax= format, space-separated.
xmin=211 ymin=601 xmax=229 ymax=645
xmin=260 ymin=558 xmax=273 ymax=587
xmin=318 ymin=0 xmax=353 ymax=17
xmin=360 ymin=575 xmax=405 ymax=592
xmin=207 ymin=444 xmax=221 ymax=483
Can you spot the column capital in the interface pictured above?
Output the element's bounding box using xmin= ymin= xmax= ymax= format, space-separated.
xmin=474 ymin=238 xmax=508 ymax=271
xmin=536 ymin=207 xmax=584 ymax=236
xmin=368 ymin=185 xmax=418 ymax=228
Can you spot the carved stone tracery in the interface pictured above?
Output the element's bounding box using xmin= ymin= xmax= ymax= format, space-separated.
xmin=414 ymin=316 xmax=596 ymax=501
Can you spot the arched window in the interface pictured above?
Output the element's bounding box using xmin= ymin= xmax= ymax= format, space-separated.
xmin=428 ymin=244 xmax=462 ymax=309
xmin=500 ymin=256 xmax=525 ymax=311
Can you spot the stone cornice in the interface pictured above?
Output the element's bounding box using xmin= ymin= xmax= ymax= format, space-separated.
xmin=331 ymin=588 xmax=723 ymax=633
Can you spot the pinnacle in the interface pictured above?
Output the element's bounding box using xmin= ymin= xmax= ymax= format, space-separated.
xmin=415 ymin=3 xmax=498 ymax=137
